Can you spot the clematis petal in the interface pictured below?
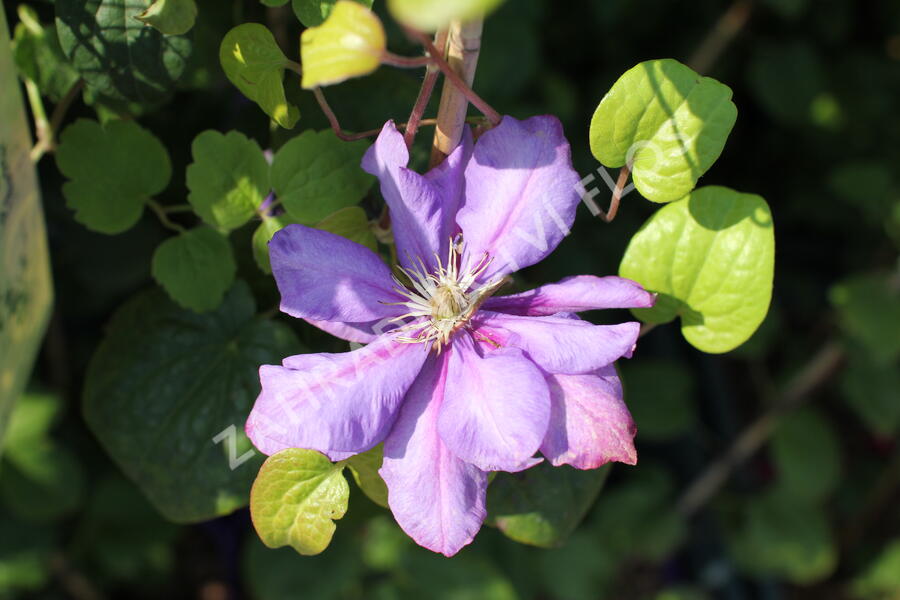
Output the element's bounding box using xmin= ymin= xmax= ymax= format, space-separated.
xmin=245 ymin=335 xmax=428 ymax=460
xmin=380 ymin=353 xmax=488 ymax=557
xmin=270 ymin=224 xmax=403 ymax=323
xmin=456 ymin=115 xmax=581 ymax=281
xmin=362 ymin=121 xmax=469 ymax=270
xmin=304 ymin=318 xmax=388 ymax=344
xmin=484 ymin=275 xmax=655 ymax=316
xmin=473 ymin=310 xmax=640 ymax=375
xmin=438 ymin=332 xmax=550 ymax=472
xmin=540 ymin=366 xmax=637 ymax=468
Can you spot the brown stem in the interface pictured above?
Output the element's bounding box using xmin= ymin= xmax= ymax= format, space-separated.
xmin=403 ymin=30 xmax=448 ymax=149
xmin=676 ymin=341 xmax=845 ymax=517
xmin=381 ymin=51 xmax=433 ymax=68
xmin=687 ymin=0 xmax=754 ymax=74
xmin=411 ymin=25 xmax=499 ymax=147
xmin=599 ymin=165 xmax=632 ymax=223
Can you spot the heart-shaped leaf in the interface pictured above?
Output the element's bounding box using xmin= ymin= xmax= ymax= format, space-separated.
xmin=300 ymin=1 xmax=385 ymax=89
xmin=84 ymin=282 xmax=300 ymax=522
xmin=219 ymin=24 xmax=300 ymax=129
xmin=151 ymin=227 xmax=237 ymax=312
xmin=590 ymin=59 xmax=737 ymax=203
xmin=619 ymin=186 xmax=774 ymax=354
xmin=250 ymin=448 xmax=349 ymax=555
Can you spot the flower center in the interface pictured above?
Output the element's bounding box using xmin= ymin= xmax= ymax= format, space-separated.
xmin=388 ymin=239 xmax=504 ymax=349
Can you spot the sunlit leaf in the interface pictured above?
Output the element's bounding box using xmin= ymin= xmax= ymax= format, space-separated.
xmin=219 ymin=24 xmax=299 ymax=129
xmin=186 ymin=130 xmax=270 ymax=231
xmin=300 ymin=1 xmax=386 ymax=89
xmin=345 ymin=444 xmax=388 ymax=508
xmin=387 ymin=0 xmax=505 ymax=32
xmin=619 ymin=186 xmax=775 ymax=353
xmin=250 ymin=448 xmax=349 ymax=556
xmin=56 ymin=0 xmax=192 ymax=103
xmin=293 ymin=0 xmax=373 ymax=27
xmin=590 ymin=59 xmax=736 ymax=203
xmin=316 ymin=207 xmax=377 ymax=251
xmin=11 ymin=5 xmax=80 ymax=101
xmin=135 ymin=0 xmax=198 ymax=35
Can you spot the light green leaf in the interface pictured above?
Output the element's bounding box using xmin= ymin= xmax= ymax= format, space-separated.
xmin=487 ymin=462 xmax=610 ymax=548
xmin=136 ymin=0 xmax=198 ymax=35
xmin=300 ymin=1 xmax=386 ymax=89
xmin=250 ymin=448 xmax=349 ymax=556
xmin=619 ymin=186 xmax=775 ymax=354
xmin=186 ymin=130 xmax=270 ymax=231
xmin=345 ymin=444 xmax=388 ymax=508
xmin=590 ymin=59 xmax=737 ymax=203
xmin=219 ymin=24 xmax=299 ymax=129
xmin=83 ymin=283 xmax=301 ymax=522
xmin=151 ymin=227 xmax=237 ymax=312
xmin=387 ymin=0 xmax=505 ymax=32
xmin=1 ymin=393 xmax=60 ymax=449
xmin=56 ymin=119 xmax=171 ymax=234
xmin=316 ymin=207 xmax=377 ymax=251
xmin=271 ymin=130 xmax=373 ymax=224
xmin=293 ymin=0 xmax=374 ymax=27
xmin=770 ymin=409 xmax=840 ymax=502
xmin=12 ymin=5 xmax=80 ymax=102
xmin=56 ymin=0 xmax=192 ymax=104
xmin=829 ymin=271 xmax=900 ymax=366
xmin=253 ymin=215 xmax=297 ymax=274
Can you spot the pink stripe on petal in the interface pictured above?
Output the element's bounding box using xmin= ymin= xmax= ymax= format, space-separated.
xmin=438 ymin=333 xmax=550 ymax=472
xmin=381 ymin=354 xmax=488 ymax=557
xmin=540 ymin=366 xmax=637 ymax=469
xmin=484 ymin=275 xmax=655 ymax=316
xmin=245 ymin=335 xmax=428 ymax=459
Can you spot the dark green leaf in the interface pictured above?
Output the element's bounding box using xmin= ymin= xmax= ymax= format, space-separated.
xmin=11 ymin=5 xmax=80 ymax=101
xmin=829 ymin=271 xmax=900 ymax=366
xmin=252 ymin=214 xmax=297 ymax=274
xmin=83 ymin=282 xmax=300 ymax=522
xmin=621 ymin=359 xmax=696 ymax=441
xmin=271 ymin=130 xmax=373 ymax=224
xmin=55 ymin=0 xmax=193 ymax=104
xmin=293 ymin=0 xmax=373 ymax=27
xmin=56 ymin=119 xmax=171 ymax=234
xmin=151 ymin=227 xmax=237 ymax=312
xmin=316 ymin=207 xmax=376 ymax=251
xmin=841 ymin=355 xmax=900 ymax=437
xmin=487 ymin=462 xmax=610 ymax=548
xmin=770 ymin=408 xmax=840 ymax=502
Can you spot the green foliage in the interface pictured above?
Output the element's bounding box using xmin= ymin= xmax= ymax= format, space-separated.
xmin=0 ymin=393 xmax=85 ymax=522
xmin=56 ymin=119 xmax=171 ymax=234
xmin=769 ymin=408 xmax=840 ymax=503
xmin=55 ymin=0 xmax=193 ymax=103
xmin=253 ymin=214 xmax=297 ymax=274
xmin=186 ymin=130 xmax=270 ymax=231
xmin=151 ymin=227 xmax=237 ymax=312
xmin=11 ymin=5 xmax=80 ymax=101
xmin=538 ymin=532 xmax=617 ymax=600
xmin=725 ymin=492 xmax=837 ymax=584
xmin=840 ymin=354 xmax=900 ymax=437
xmin=590 ymin=59 xmax=736 ymax=203
xmin=0 ymin=515 xmax=55 ymax=596
xmin=829 ymin=271 xmax=900 ymax=366
xmin=136 ymin=0 xmax=199 ymax=35
xmin=316 ymin=207 xmax=378 ymax=251
xmin=487 ymin=463 xmax=610 ymax=548
xmin=747 ymin=41 xmax=825 ymax=126
xmin=293 ymin=0 xmax=374 ymax=27
xmin=387 ymin=0 xmax=505 ymax=31
xmin=300 ymin=1 xmax=386 ymax=89
xmin=219 ymin=24 xmax=300 ymax=128
xmin=271 ymin=130 xmax=374 ymax=224
xmin=83 ymin=283 xmax=300 ymax=522
xmin=621 ymin=359 xmax=696 ymax=441
xmin=250 ymin=448 xmax=350 ymax=556
xmin=345 ymin=444 xmax=389 ymax=508
xmin=619 ymin=186 xmax=774 ymax=353
xmin=851 ymin=539 xmax=900 ymax=600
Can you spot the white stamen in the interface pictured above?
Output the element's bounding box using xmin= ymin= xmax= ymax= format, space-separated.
xmin=389 ymin=239 xmax=505 ymax=350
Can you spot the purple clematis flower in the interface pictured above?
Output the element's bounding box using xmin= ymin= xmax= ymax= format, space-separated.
xmin=246 ymin=115 xmax=655 ymax=556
